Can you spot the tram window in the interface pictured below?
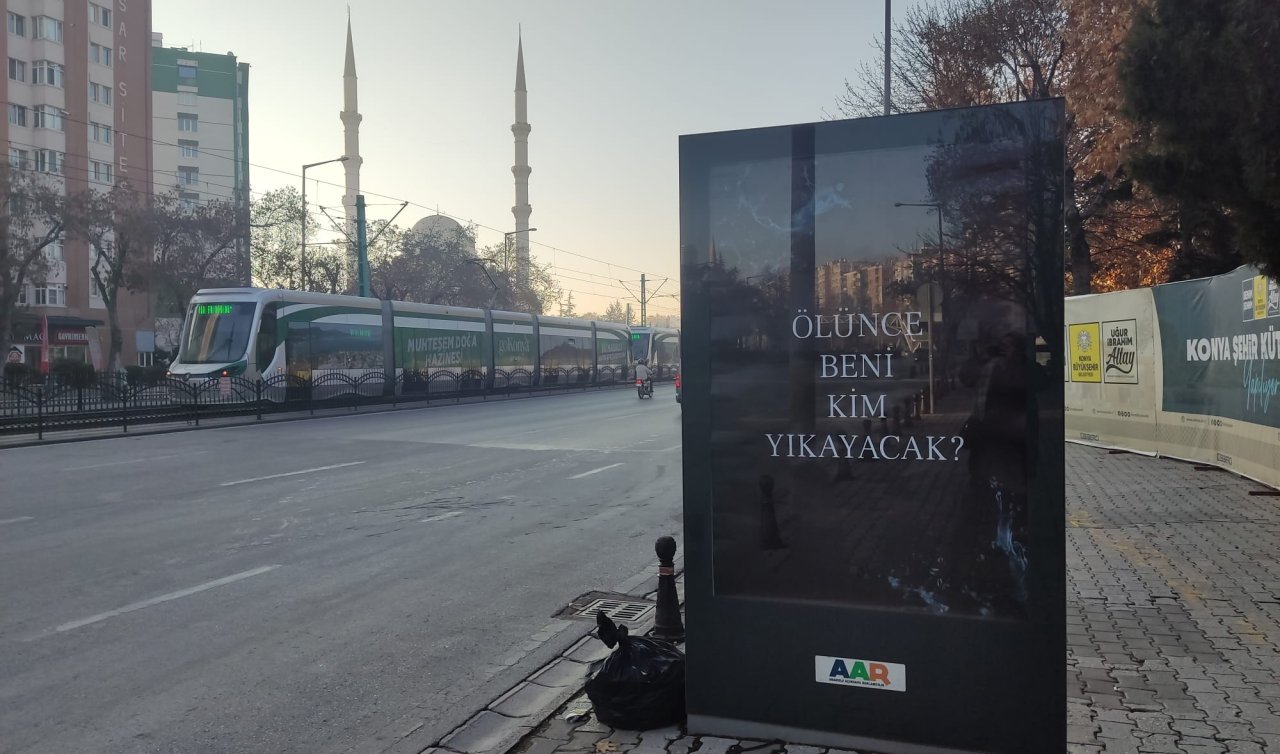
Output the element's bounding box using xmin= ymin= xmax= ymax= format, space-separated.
xmin=255 ymin=304 xmax=278 ymax=370
xmin=630 ymin=332 xmax=651 ymax=362
xmin=286 ymin=322 xmax=312 ymax=374
xmin=310 ymin=322 xmax=383 ymax=369
xmin=182 ymin=302 xmax=255 ymax=363
xmin=540 ymin=333 xmax=591 ymax=369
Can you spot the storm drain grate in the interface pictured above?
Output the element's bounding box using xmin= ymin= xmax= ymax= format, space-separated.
xmin=574 ymin=598 xmax=655 ymax=623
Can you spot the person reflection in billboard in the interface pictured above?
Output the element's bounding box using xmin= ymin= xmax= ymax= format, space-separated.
xmin=961 ymin=331 xmax=1031 ymax=610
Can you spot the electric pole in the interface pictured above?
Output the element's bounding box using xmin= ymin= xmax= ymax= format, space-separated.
xmin=356 ymin=194 xmax=370 ymax=297
xmin=619 ymin=274 xmax=669 ymax=327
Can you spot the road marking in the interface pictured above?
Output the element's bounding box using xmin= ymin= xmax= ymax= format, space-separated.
xmin=66 ymin=452 xmax=205 ymax=471
xmin=50 ymin=565 xmax=281 ymax=635
xmin=656 ymin=444 xmax=683 ymax=453
xmin=0 ymin=516 xmax=34 ymax=526
xmin=419 ymin=511 xmax=463 ymax=523
xmin=570 ymin=462 xmax=624 ymax=480
xmin=220 ymin=461 xmax=366 ymax=487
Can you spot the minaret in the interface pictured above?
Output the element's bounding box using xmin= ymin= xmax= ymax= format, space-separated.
xmin=511 ymin=30 xmax=533 ymax=287
xmin=340 ymin=15 xmax=363 ymax=277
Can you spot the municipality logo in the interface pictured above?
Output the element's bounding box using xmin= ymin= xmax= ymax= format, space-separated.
xmin=1076 ymin=329 xmax=1092 ymax=353
xmin=815 ymin=655 xmax=906 ymax=692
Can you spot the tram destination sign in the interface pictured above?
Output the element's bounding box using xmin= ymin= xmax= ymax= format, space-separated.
xmin=678 ymin=99 xmax=1066 ymax=753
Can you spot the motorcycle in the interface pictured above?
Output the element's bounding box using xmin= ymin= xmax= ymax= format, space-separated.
xmin=636 ymin=377 xmax=654 ymax=399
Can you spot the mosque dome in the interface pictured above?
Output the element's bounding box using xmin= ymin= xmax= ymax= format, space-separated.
xmin=412 ymin=214 xmax=464 ymax=237
xmin=411 ymin=214 xmax=476 ymax=253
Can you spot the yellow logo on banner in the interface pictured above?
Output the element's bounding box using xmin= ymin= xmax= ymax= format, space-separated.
xmin=1069 ymin=323 xmax=1102 ymax=383
xmin=1254 ymin=276 xmax=1267 ymax=320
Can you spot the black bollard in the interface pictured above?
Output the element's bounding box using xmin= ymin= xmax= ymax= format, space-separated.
xmin=759 ymin=475 xmax=787 ymax=549
xmin=652 ymin=536 xmax=685 ymax=643
xmin=902 ymin=397 xmax=913 ymax=426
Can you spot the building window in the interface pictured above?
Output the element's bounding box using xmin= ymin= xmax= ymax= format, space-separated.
xmin=91 ymin=122 xmax=112 ymax=144
xmin=89 ymin=3 xmax=112 ymax=28
xmin=179 ymin=191 xmax=200 ymax=209
xmin=90 ymin=82 xmax=112 ymax=105
xmin=8 ymin=104 xmax=27 ymax=127
xmin=44 ymin=239 xmax=64 ymax=262
xmin=17 ymin=286 xmax=27 ymax=305
xmin=7 ymin=12 xmax=26 ymax=37
xmin=32 ymin=61 xmax=65 ymax=88
xmin=177 ymin=90 xmax=197 ymax=106
xmin=33 ymin=16 xmax=62 ymax=43
xmin=33 ymin=150 xmax=63 ymax=175
xmin=32 ymin=106 xmax=65 ymax=132
xmin=177 ymin=113 xmax=198 ymax=132
xmin=91 ymin=160 xmax=114 ymax=185
xmin=177 ymin=62 xmax=198 ymax=81
xmin=179 ymin=140 xmax=199 ymax=158
xmin=34 ymin=284 xmax=66 ymax=307
xmin=178 ymin=166 xmax=199 ymax=186
xmin=90 ymin=42 xmax=112 ymax=67
xmin=9 ymin=148 xmax=29 ymax=169
xmin=138 ymin=351 xmax=155 ymax=367
xmin=8 ymin=57 xmax=25 ymax=82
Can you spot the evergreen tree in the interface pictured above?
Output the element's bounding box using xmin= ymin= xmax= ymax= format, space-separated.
xmin=1120 ymin=0 xmax=1280 ymax=278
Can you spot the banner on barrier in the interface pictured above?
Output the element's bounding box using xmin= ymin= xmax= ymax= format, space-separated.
xmin=1066 ymin=266 xmax=1280 ymax=488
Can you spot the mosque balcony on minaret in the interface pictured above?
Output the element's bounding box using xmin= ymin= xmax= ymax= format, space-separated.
xmin=341 ymin=112 xmax=363 ymax=126
xmin=512 ymin=205 xmax=532 ymax=218
xmin=511 ymin=123 xmax=531 ymax=138
xmin=511 ymin=165 xmax=532 ymax=179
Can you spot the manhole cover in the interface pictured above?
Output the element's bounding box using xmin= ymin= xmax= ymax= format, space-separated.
xmin=556 ymin=591 xmax=655 ymax=623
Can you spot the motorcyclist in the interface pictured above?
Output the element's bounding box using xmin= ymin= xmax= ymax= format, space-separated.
xmin=635 ymin=359 xmax=653 ymax=394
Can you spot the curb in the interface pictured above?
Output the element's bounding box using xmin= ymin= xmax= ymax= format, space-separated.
xmin=0 ymin=382 xmax=643 ymax=450
xmin=413 ymin=560 xmax=684 ymax=754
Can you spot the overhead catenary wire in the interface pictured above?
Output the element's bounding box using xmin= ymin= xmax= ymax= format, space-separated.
xmin=6 ymin=124 xmax=681 ymax=314
xmin=3 ymin=100 xmax=680 ymax=281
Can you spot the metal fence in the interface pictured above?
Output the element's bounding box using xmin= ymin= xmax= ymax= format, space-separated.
xmin=0 ymin=365 xmax=670 ymax=439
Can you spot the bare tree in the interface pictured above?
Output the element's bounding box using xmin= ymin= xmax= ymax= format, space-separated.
xmin=836 ymin=0 xmax=1160 ymax=294
xmin=0 ymin=167 xmax=68 ymax=353
xmin=144 ymin=193 xmax=249 ymax=315
xmin=66 ymin=184 xmax=155 ymax=371
xmin=250 ymin=186 xmax=310 ymax=290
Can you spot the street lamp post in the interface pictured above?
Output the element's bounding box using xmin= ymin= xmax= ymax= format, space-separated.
xmin=894 ymin=201 xmax=944 ymax=413
xmin=300 ymin=156 xmax=348 ymax=290
xmin=502 ymin=227 xmax=537 ymax=277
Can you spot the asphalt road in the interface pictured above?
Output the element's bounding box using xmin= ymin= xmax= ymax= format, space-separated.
xmin=0 ymin=386 xmax=683 ymax=753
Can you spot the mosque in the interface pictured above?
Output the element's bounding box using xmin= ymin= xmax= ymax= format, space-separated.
xmin=338 ymin=18 xmax=531 ymax=275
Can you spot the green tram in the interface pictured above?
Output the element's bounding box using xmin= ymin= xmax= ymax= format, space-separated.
xmin=627 ymin=325 xmax=680 ymax=379
xmin=168 ymin=288 xmax=677 ymax=394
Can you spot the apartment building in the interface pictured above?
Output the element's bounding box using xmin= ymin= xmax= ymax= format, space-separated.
xmin=3 ymin=0 xmax=155 ymax=369
xmin=150 ymin=32 xmax=248 ymax=277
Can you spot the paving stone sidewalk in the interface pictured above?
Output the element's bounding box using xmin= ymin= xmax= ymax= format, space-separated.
xmin=481 ymin=445 xmax=1280 ymax=754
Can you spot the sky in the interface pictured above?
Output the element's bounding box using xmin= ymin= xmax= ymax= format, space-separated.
xmin=155 ymin=1 xmax=926 ymax=318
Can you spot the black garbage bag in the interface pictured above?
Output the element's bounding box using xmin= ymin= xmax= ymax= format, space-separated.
xmin=584 ymin=611 xmax=686 ymax=730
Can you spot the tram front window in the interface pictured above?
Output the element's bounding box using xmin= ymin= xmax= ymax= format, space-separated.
xmin=181 ymin=302 xmax=256 ymax=363
xmin=630 ymin=332 xmax=651 ymax=362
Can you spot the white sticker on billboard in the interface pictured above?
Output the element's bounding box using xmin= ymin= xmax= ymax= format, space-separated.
xmin=815 ymin=655 xmax=906 ymax=692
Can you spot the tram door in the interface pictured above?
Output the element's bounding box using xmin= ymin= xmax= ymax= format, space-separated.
xmin=254 ymin=304 xmax=278 ymax=376
xmin=286 ymin=322 xmax=312 ymax=400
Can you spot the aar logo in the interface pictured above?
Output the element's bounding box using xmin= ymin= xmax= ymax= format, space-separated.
xmin=814 ymin=655 xmax=906 ymax=692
